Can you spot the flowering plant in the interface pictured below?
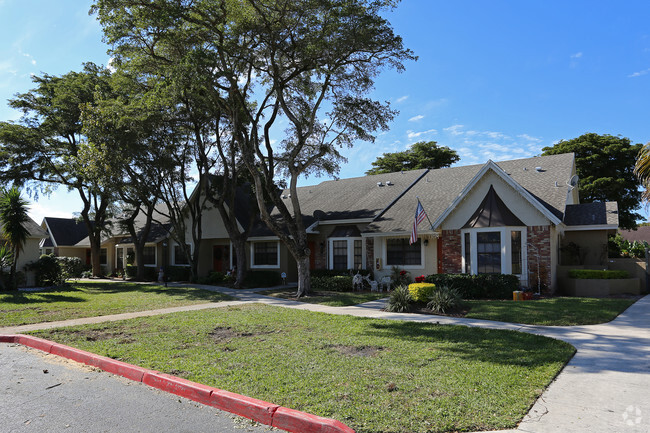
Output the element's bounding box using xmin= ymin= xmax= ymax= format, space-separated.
xmin=414 ymin=275 xmax=426 ymax=283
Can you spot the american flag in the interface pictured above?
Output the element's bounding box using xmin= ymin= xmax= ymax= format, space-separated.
xmin=410 ymin=201 xmax=427 ymax=245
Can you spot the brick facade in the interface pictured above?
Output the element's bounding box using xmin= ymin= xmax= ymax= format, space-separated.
xmin=527 ymin=226 xmax=552 ymax=293
xmin=313 ymin=240 xmax=327 ymax=270
xmin=441 ymin=229 xmax=462 ymax=274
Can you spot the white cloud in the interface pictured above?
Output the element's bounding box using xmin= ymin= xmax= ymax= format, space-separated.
xmin=443 ymin=124 xmax=465 ymax=136
xmin=478 ymin=143 xmax=512 ymax=153
xmin=518 ymin=133 xmax=542 ymax=143
xmin=570 ymin=52 xmax=583 ymax=59
xmin=395 ymin=95 xmax=409 ymax=103
xmin=408 ymin=114 xmax=424 ymax=122
xmin=406 ymin=129 xmax=436 ymax=140
xmin=629 ymin=68 xmax=650 ymax=78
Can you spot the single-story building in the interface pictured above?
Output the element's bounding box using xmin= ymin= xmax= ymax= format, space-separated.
xmin=248 ymin=152 xmax=618 ymax=293
xmin=3 ymin=216 xmax=48 ymax=286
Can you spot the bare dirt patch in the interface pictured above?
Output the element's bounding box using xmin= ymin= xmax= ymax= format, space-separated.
xmin=329 ymin=344 xmax=384 ymax=357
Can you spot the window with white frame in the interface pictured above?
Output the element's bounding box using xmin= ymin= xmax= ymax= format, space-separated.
xmin=173 ymin=244 xmax=191 ymax=266
xmin=328 ymin=238 xmax=363 ymax=270
xmin=461 ymin=227 xmax=526 ymax=277
xmin=385 ymin=238 xmax=422 ymax=267
xmin=143 ymin=246 xmax=156 ymax=266
xmin=251 ymin=241 xmax=279 ymax=268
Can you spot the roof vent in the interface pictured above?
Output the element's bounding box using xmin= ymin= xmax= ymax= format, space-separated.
xmin=386 ymin=180 xmax=393 ymax=186
xmin=282 ymin=194 xmax=287 ymax=199
xmin=555 ymin=181 xmax=559 ymax=187
xmin=523 ymin=167 xmax=527 ymax=171
xmin=535 ymin=166 xmax=543 ymax=172
xmin=377 ymin=182 xmax=384 ymax=187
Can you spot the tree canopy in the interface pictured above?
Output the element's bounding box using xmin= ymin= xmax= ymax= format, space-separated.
xmin=366 ymin=141 xmax=459 ymax=174
xmin=93 ymin=0 xmax=415 ymax=296
xmin=542 ymin=133 xmax=643 ymax=229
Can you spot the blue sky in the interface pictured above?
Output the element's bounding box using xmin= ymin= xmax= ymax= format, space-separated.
xmin=1 ymin=0 xmax=649 ymax=222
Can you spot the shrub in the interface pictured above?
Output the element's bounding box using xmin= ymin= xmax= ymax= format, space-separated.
xmin=55 ymin=256 xmax=84 ymax=279
xmin=28 ymin=254 xmax=64 ymax=286
xmin=197 ymin=271 xmax=232 ymax=285
xmin=408 ymin=282 xmax=436 ymax=303
xmin=125 ymin=265 xmax=158 ymax=281
xmin=163 ymin=266 xmax=188 ymax=282
xmin=424 ymin=273 xmax=518 ymax=299
xmin=391 ymin=266 xmax=411 ymax=286
xmin=312 ymin=275 xmax=353 ymax=292
xmin=427 ymin=286 xmax=463 ymax=314
xmin=385 ymin=285 xmax=412 ymax=312
xmin=608 ymin=233 xmax=648 ymax=259
xmin=243 ymin=270 xmax=281 ymax=288
xmin=311 ymin=269 xmax=372 ymax=278
xmin=568 ymin=269 xmax=629 ymax=279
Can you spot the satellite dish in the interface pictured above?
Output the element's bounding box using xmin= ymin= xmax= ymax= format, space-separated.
xmin=568 ymin=175 xmax=579 ymax=188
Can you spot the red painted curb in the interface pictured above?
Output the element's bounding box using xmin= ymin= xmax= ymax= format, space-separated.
xmin=86 ymin=355 xmax=149 ymax=382
xmin=272 ymin=407 xmax=356 ymax=433
xmin=142 ymin=372 xmax=215 ymax=406
xmin=1 ymin=335 xmax=356 ymax=433
xmin=209 ymin=388 xmax=280 ymax=426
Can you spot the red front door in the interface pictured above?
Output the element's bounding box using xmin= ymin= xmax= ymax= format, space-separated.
xmin=213 ymin=245 xmax=230 ymax=272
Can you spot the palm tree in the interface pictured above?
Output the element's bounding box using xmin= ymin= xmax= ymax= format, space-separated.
xmin=0 ymin=187 xmax=31 ymax=290
xmin=635 ymin=143 xmax=650 ymax=202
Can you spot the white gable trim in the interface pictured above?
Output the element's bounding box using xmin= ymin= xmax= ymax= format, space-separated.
xmin=432 ymin=160 xmax=563 ymax=228
xmin=43 ymin=218 xmax=58 ymax=248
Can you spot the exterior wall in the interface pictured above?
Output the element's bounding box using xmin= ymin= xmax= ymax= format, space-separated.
xmin=366 ymin=235 xmax=438 ymax=281
xmin=561 ymin=230 xmax=609 ymax=266
xmin=17 ymin=237 xmax=45 ymax=287
xmin=196 ymin=238 xmax=232 ymax=277
xmin=53 ymin=247 xmax=87 ymax=261
xmin=527 ymin=225 xmax=552 ymax=293
xmin=441 ymin=170 xmax=550 ymax=230
xmin=441 ymin=230 xmax=462 ymax=274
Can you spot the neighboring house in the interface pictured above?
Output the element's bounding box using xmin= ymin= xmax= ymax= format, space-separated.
xmin=3 ymin=217 xmax=48 ymax=286
xmin=109 ymin=205 xmax=172 ymax=273
xmin=619 ymin=226 xmax=650 ymax=244
xmin=248 ymin=153 xmax=618 ymax=293
xmin=40 ymin=217 xmax=96 ymax=265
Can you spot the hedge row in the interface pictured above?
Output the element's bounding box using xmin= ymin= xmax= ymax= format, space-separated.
xmin=424 ymin=273 xmax=519 ymax=300
xmin=568 ymin=269 xmax=629 ymax=279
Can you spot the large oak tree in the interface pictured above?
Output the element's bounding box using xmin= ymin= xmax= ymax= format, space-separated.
xmin=366 ymin=141 xmax=459 ymax=175
xmin=93 ymin=0 xmax=415 ymax=296
xmin=542 ymin=133 xmax=643 ymax=229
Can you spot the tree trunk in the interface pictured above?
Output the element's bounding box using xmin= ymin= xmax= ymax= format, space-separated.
xmin=9 ymin=248 xmax=18 ymax=290
xmin=91 ymin=244 xmax=102 ymax=277
xmin=135 ymin=248 xmax=145 ymax=281
xmin=295 ymin=255 xmax=311 ymax=298
xmin=231 ymin=237 xmax=247 ymax=288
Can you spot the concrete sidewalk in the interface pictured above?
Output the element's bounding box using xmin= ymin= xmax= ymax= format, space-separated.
xmin=3 ymin=283 xmax=650 ymax=432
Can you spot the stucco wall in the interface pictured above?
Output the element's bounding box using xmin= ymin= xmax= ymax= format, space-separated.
xmin=369 ymin=235 xmax=438 ymax=281
xmin=561 ymin=230 xmax=609 ymax=266
xmin=441 ymin=170 xmax=550 ymax=230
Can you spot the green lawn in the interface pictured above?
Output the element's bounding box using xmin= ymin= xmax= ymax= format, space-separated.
xmin=0 ymin=282 xmax=234 ymax=327
xmin=260 ymin=289 xmax=387 ymax=306
xmin=464 ymin=297 xmax=637 ymax=326
xmin=32 ymin=304 xmax=575 ymax=433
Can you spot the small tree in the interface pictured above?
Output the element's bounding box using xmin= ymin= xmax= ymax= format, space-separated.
xmin=0 ymin=187 xmax=31 ymax=289
xmin=366 ymin=141 xmax=459 ymax=175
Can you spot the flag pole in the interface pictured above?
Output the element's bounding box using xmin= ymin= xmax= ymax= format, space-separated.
xmin=416 ymin=196 xmax=435 ymax=230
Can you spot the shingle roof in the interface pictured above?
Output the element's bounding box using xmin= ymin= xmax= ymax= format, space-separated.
xmin=368 ymin=153 xmax=575 ymax=233
xmin=249 ymin=169 xmax=427 ymax=236
xmin=42 ymin=217 xmax=90 ymax=246
xmin=620 ymin=226 xmax=650 ymax=242
xmin=564 ymin=202 xmax=619 ymax=226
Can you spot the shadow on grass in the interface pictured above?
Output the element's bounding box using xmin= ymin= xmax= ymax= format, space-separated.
xmin=0 ymin=289 xmax=86 ymax=305
xmin=73 ymin=282 xmax=229 ymax=302
xmin=363 ymin=320 xmax=575 ymax=368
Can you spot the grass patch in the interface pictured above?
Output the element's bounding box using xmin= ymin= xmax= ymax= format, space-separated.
xmin=0 ymin=282 xmax=234 ymax=327
xmin=464 ymin=297 xmax=637 ymax=325
xmin=32 ymin=304 xmax=575 ymax=433
xmin=259 ymin=289 xmax=387 ymax=306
